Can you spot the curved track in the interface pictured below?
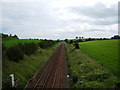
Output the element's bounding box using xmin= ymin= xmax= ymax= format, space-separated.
xmin=24 ymin=43 xmax=69 ymax=89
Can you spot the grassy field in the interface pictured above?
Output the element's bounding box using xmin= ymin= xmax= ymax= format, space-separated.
xmin=79 ymin=40 xmax=119 ymax=75
xmin=3 ymin=39 xmax=41 ymax=48
xmin=66 ymin=43 xmax=119 ymax=88
xmin=2 ymin=43 xmax=60 ymax=88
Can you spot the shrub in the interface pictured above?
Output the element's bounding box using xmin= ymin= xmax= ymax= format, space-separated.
xmin=65 ymin=39 xmax=68 ymax=43
xmin=39 ymin=40 xmax=55 ymax=49
xmin=74 ymin=43 xmax=79 ymax=49
xmin=6 ymin=46 xmax=24 ymax=62
xmin=72 ymin=76 xmax=78 ymax=83
xmin=69 ymin=40 xmax=73 ymax=44
xmin=18 ymin=42 xmax=38 ymax=55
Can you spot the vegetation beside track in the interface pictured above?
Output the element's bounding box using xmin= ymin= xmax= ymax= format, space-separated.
xmin=66 ymin=43 xmax=119 ymax=88
xmin=2 ymin=43 xmax=60 ymax=88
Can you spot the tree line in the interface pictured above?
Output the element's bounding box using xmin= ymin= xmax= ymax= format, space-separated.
xmin=64 ymin=35 xmax=120 ymax=49
xmin=1 ymin=33 xmax=19 ymax=40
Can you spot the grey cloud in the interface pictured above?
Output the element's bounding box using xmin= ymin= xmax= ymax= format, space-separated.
xmin=2 ymin=2 xmax=67 ymax=33
xmin=71 ymin=17 xmax=117 ymax=25
xmin=69 ymin=2 xmax=117 ymax=19
xmin=91 ymin=17 xmax=117 ymax=25
xmin=67 ymin=2 xmax=118 ymax=26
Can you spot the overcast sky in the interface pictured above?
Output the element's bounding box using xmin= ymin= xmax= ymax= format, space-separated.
xmin=1 ymin=0 xmax=119 ymax=40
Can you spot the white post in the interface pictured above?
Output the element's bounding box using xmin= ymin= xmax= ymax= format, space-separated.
xmin=9 ymin=74 xmax=14 ymax=87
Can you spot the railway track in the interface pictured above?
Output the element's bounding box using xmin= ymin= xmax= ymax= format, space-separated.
xmin=24 ymin=43 xmax=69 ymax=89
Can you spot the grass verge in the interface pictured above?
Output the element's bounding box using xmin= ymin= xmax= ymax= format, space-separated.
xmin=66 ymin=43 xmax=119 ymax=88
xmin=2 ymin=43 xmax=60 ymax=88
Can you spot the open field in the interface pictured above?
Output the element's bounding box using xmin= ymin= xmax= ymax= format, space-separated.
xmin=66 ymin=43 xmax=119 ymax=88
xmin=2 ymin=43 xmax=60 ymax=88
xmin=79 ymin=40 xmax=119 ymax=75
xmin=3 ymin=39 xmax=41 ymax=48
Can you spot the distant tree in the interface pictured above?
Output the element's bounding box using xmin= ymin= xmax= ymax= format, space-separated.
xmin=57 ymin=39 xmax=60 ymax=43
xmin=87 ymin=38 xmax=92 ymax=41
xmin=100 ymin=38 xmax=102 ymax=40
xmin=76 ymin=37 xmax=78 ymax=39
xmin=39 ymin=40 xmax=55 ymax=49
xmin=103 ymin=38 xmax=107 ymax=40
xmin=44 ymin=39 xmax=47 ymax=41
xmin=2 ymin=34 xmax=8 ymax=38
xmin=13 ymin=34 xmax=19 ymax=39
xmin=65 ymin=39 xmax=68 ymax=43
xmin=10 ymin=34 xmax=12 ymax=37
xmin=111 ymin=35 xmax=120 ymax=39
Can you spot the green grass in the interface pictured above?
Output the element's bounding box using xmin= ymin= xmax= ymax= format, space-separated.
xmin=66 ymin=43 xmax=119 ymax=88
xmin=3 ymin=39 xmax=41 ymax=48
xmin=2 ymin=43 xmax=60 ymax=88
xmin=79 ymin=40 xmax=118 ymax=75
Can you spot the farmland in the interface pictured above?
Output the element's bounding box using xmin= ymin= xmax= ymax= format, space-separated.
xmin=3 ymin=39 xmax=41 ymax=48
xmin=79 ymin=40 xmax=119 ymax=75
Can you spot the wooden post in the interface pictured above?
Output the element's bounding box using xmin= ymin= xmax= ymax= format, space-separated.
xmin=9 ymin=74 xmax=15 ymax=88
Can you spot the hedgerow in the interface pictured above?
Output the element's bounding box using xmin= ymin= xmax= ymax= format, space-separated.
xmin=39 ymin=40 xmax=55 ymax=49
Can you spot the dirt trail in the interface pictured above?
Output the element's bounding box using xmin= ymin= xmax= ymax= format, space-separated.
xmin=24 ymin=43 xmax=69 ymax=89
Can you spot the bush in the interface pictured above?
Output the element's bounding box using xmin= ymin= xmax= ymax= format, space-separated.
xmin=72 ymin=76 xmax=78 ymax=83
xmin=18 ymin=42 xmax=38 ymax=55
xmin=6 ymin=46 xmax=24 ymax=62
xmin=39 ymin=40 xmax=55 ymax=49
xmin=69 ymin=40 xmax=73 ymax=44
xmin=74 ymin=43 xmax=79 ymax=49
xmin=65 ymin=39 xmax=68 ymax=43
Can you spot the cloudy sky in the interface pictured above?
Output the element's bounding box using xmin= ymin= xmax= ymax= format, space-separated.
xmin=1 ymin=0 xmax=119 ymax=40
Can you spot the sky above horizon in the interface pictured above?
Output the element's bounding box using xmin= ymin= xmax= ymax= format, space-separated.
xmin=1 ymin=0 xmax=119 ymax=40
